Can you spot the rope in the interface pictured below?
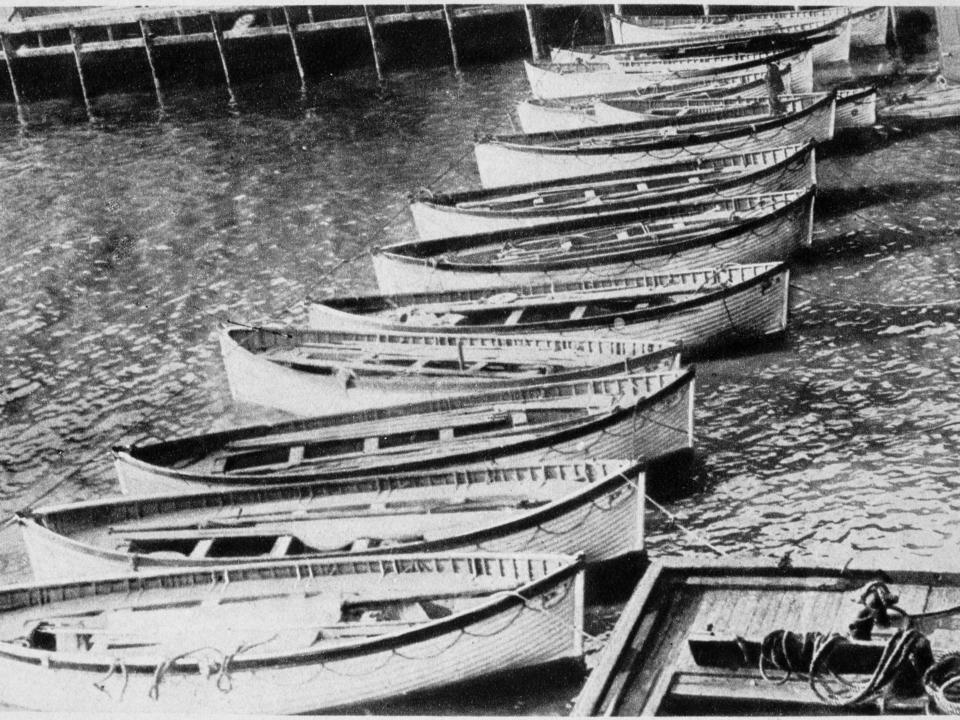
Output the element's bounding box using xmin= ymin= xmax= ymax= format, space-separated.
xmin=646 ymin=493 xmax=729 ymax=557
xmin=149 ymin=646 xmax=222 ymax=700
xmin=216 ymin=634 xmax=279 ymax=693
xmin=93 ymin=658 xmax=129 ymax=701
xmin=758 ymin=628 xmax=931 ymax=707
xmin=924 ymin=654 xmax=960 ymax=714
xmin=613 ymin=472 xmax=728 ymax=558
xmin=810 ymin=629 xmax=929 ymax=706
xmin=495 ymin=589 xmax=600 ymax=644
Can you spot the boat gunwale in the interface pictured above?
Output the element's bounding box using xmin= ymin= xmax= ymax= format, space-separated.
xmin=382 ymin=187 xmax=814 ymax=274
xmin=18 ymin=460 xmax=644 ymax=568
xmin=519 ymin=77 xmax=770 ymax=112
xmin=0 ymin=551 xmax=583 ymax=673
xmin=526 ymin=43 xmax=810 ymax=85
xmin=222 ymin=323 xmax=681 ymax=378
xmin=547 ymin=40 xmax=814 ymax=75
xmin=112 ymin=368 xmax=695 ymax=486
xmin=314 ymin=262 xmax=788 ymax=332
xmin=586 ymin=17 xmax=846 ymax=57
xmin=415 ymin=141 xmax=812 ymax=207
xmin=483 ymin=92 xmax=835 ymax=156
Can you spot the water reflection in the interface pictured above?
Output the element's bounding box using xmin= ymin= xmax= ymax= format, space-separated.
xmin=2 ymin=50 xmax=960 ymax=713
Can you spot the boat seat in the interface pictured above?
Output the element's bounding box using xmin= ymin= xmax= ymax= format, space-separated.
xmin=270 ymin=536 xmax=295 ymax=557
xmin=189 ymin=538 xmax=214 ymax=559
xmin=504 ymin=309 xmax=525 ymax=326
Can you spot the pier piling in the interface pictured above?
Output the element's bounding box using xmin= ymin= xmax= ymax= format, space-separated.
xmin=138 ymin=19 xmax=165 ymax=111
xmin=363 ymin=5 xmax=385 ymax=83
xmin=601 ymin=7 xmax=614 ymax=45
xmin=0 ymin=33 xmax=27 ymax=124
xmin=523 ymin=5 xmax=543 ymax=62
xmin=282 ymin=7 xmax=306 ymax=88
xmin=208 ymin=12 xmax=237 ymax=105
xmin=68 ymin=27 xmax=95 ymax=121
xmin=442 ymin=5 xmax=461 ymax=74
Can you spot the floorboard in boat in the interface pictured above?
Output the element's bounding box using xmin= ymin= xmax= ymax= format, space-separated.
xmin=614 ymin=587 xmax=704 ymax=716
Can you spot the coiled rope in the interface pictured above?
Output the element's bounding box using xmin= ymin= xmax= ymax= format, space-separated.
xmin=758 ymin=628 xmax=931 ymax=707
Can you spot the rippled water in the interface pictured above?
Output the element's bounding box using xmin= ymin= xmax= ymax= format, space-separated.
xmin=2 ymin=45 xmax=960 ymax=714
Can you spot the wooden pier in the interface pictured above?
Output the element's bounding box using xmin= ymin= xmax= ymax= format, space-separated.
xmin=0 ymin=4 xmax=589 ymax=121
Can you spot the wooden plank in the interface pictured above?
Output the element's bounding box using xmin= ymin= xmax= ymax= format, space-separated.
xmin=601 ymin=6 xmax=614 ymax=45
xmin=68 ymin=27 xmax=95 ymax=121
xmin=189 ymin=538 xmax=214 ymax=559
xmin=0 ymin=33 xmax=26 ymax=124
xmin=669 ymin=669 xmax=927 ymax=709
xmin=138 ymin=19 xmax=164 ymax=110
xmin=689 ymin=634 xmax=890 ymax=673
xmin=270 ymin=536 xmax=295 ymax=557
xmin=363 ymin=5 xmax=385 ymax=82
xmin=5 ymin=7 xmax=261 ymax=32
xmin=282 ymin=6 xmax=306 ymax=87
xmin=209 ymin=12 xmax=233 ymax=95
xmin=620 ymin=589 xmax=706 ymax=715
xmin=442 ymin=5 xmax=460 ymax=73
xmin=574 ymin=563 xmax=668 ymax=715
xmin=522 ymin=5 xmax=542 ymax=62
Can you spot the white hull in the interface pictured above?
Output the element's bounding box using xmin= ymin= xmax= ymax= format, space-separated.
xmin=850 ymin=6 xmax=889 ymax=46
xmin=515 ymin=78 xmax=769 ymax=133
xmin=811 ymin=19 xmax=851 ymax=63
xmin=379 ymin=192 xmax=813 ymax=293
xmin=612 ymin=9 xmax=854 ymax=60
xmin=835 ymin=88 xmax=877 ymax=128
xmin=116 ymin=374 xmax=696 ymax=497
xmin=611 ymin=16 xmax=697 ymax=44
xmin=877 ymin=85 xmax=960 ymax=125
xmin=220 ymin=326 xmax=677 ymax=416
xmin=21 ymin=462 xmax=645 ymax=582
xmin=589 ymin=96 xmax=808 ymax=129
xmin=310 ymin=266 xmax=790 ymax=355
xmin=411 ymin=145 xmax=814 ymax=241
xmin=475 ymin=99 xmax=833 ymax=188
xmin=219 ymin=329 xmax=437 ymax=415
xmin=524 ymin=50 xmax=811 ymax=100
xmin=0 ymin=554 xmax=582 ymax=713
xmin=516 ymin=99 xmax=606 ymax=134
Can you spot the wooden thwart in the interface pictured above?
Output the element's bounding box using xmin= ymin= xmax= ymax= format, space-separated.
xmin=688 ymin=634 xmax=893 ymax=674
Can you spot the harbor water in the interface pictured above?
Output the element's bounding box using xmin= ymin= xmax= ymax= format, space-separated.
xmin=2 ymin=47 xmax=960 ymax=712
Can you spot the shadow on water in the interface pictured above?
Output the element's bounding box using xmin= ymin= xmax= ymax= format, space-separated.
xmin=814 ymin=181 xmax=958 ymax=220
xmin=798 ymin=226 xmax=960 ymax=265
xmin=328 ymin=659 xmax=586 ymax=716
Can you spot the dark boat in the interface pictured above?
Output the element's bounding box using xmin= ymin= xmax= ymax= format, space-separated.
xmin=574 ymin=557 xmax=960 ymax=715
